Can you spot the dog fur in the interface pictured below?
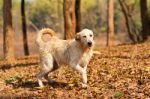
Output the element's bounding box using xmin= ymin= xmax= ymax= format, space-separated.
xmin=36 ymin=28 xmax=94 ymax=88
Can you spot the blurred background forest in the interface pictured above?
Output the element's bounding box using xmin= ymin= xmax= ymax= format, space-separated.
xmin=0 ymin=0 xmax=150 ymax=57
xmin=0 ymin=0 xmax=149 ymax=33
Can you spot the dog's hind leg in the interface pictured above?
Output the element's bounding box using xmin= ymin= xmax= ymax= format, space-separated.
xmin=36 ymin=53 xmax=54 ymax=87
xmin=44 ymin=58 xmax=59 ymax=83
xmin=36 ymin=69 xmax=49 ymax=87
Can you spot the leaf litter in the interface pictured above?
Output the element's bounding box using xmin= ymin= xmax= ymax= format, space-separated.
xmin=0 ymin=42 xmax=150 ymax=98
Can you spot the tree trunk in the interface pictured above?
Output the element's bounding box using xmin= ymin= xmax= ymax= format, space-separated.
xmin=21 ymin=0 xmax=29 ymax=55
xmin=63 ymin=0 xmax=76 ymax=39
xmin=107 ymin=0 xmax=115 ymax=46
xmin=3 ymin=0 xmax=15 ymax=61
xmin=140 ymin=0 xmax=149 ymax=40
xmin=75 ymin=0 xmax=81 ymax=32
xmin=118 ymin=0 xmax=142 ymax=43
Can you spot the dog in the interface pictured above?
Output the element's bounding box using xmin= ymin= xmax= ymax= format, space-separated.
xmin=36 ymin=28 xmax=94 ymax=88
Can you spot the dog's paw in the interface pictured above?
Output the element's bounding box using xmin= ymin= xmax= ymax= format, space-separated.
xmin=81 ymin=83 xmax=87 ymax=88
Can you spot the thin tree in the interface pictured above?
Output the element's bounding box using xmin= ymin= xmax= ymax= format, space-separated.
xmin=21 ymin=0 xmax=29 ymax=55
xmin=107 ymin=0 xmax=115 ymax=46
xmin=75 ymin=0 xmax=81 ymax=32
xmin=63 ymin=0 xmax=76 ymax=39
xmin=118 ymin=0 xmax=142 ymax=43
xmin=3 ymin=0 xmax=15 ymax=61
xmin=140 ymin=0 xmax=149 ymax=40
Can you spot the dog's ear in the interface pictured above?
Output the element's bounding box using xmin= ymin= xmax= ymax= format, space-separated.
xmin=75 ymin=33 xmax=80 ymax=41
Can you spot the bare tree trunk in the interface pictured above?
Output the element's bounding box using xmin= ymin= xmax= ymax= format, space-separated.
xmin=118 ymin=0 xmax=142 ymax=43
xmin=63 ymin=0 xmax=76 ymax=39
xmin=75 ymin=0 xmax=81 ymax=32
xmin=107 ymin=0 xmax=115 ymax=46
xmin=21 ymin=0 xmax=29 ymax=55
xmin=3 ymin=0 xmax=15 ymax=61
xmin=140 ymin=0 xmax=149 ymax=40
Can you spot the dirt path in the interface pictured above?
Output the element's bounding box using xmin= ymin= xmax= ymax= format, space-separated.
xmin=0 ymin=42 xmax=150 ymax=98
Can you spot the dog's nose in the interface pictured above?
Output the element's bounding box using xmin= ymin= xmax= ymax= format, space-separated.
xmin=88 ymin=42 xmax=92 ymax=47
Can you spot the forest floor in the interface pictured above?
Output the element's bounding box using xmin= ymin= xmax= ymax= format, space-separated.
xmin=0 ymin=41 xmax=150 ymax=99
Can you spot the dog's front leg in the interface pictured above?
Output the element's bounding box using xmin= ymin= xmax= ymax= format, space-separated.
xmin=82 ymin=67 xmax=87 ymax=88
xmin=71 ymin=64 xmax=87 ymax=88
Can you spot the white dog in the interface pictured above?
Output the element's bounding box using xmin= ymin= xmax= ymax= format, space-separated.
xmin=36 ymin=28 xmax=94 ymax=88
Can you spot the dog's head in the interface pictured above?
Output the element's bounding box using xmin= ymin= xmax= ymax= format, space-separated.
xmin=75 ymin=29 xmax=94 ymax=48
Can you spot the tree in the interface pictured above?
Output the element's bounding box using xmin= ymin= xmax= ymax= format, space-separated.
xmin=75 ymin=0 xmax=81 ymax=32
xmin=3 ymin=0 xmax=15 ymax=61
xmin=140 ymin=0 xmax=150 ymax=40
xmin=63 ymin=0 xmax=76 ymax=39
xmin=21 ymin=0 xmax=29 ymax=55
xmin=118 ymin=0 xmax=142 ymax=43
xmin=107 ymin=0 xmax=115 ymax=46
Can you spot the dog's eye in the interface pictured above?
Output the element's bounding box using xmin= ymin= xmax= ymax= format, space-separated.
xmin=90 ymin=35 xmax=92 ymax=37
xmin=83 ymin=36 xmax=86 ymax=38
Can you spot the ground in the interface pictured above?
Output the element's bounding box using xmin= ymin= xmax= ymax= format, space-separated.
xmin=0 ymin=42 xmax=150 ymax=98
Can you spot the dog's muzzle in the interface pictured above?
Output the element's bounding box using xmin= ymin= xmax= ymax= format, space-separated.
xmin=87 ymin=41 xmax=92 ymax=47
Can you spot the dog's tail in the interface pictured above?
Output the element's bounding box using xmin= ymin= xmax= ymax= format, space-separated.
xmin=36 ymin=28 xmax=55 ymax=46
